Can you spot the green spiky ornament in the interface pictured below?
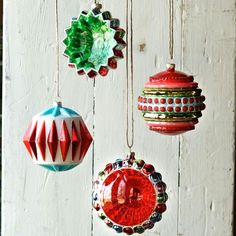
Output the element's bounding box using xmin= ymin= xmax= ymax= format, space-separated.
xmin=63 ymin=4 xmax=126 ymax=78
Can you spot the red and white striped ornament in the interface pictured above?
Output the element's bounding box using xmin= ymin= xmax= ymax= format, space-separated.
xmin=23 ymin=102 xmax=93 ymax=171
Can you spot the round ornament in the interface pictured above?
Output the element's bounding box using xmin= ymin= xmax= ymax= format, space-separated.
xmin=63 ymin=4 xmax=126 ymax=78
xmin=138 ymin=64 xmax=206 ymax=135
xmin=23 ymin=102 xmax=93 ymax=171
xmin=93 ymin=153 xmax=168 ymax=234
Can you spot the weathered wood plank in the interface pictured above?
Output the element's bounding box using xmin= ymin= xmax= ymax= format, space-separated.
xmin=178 ymin=1 xmax=236 ymax=236
xmin=3 ymin=0 xmax=235 ymax=235
xmin=3 ymin=0 xmax=93 ymax=235
xmin=131 ymin=0 xmax=183 ymax=235
xmin=92 ymin=0 xmax=127 ymax=235
xmin=93 ymin=0 xmax=181 ymax=235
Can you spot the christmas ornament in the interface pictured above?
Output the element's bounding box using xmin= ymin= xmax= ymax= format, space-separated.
xmin=138 ymin=63 xmax=206 ymax=135
xmin=23 ymin=102 xmax=93 ymax=171
xmin=93 ymin=153 xmax=168 ymax=234
xmin=63 ymin=3 xmax=126 ymax=78
xmin=138 ymin=0 xmax=206 ymax=135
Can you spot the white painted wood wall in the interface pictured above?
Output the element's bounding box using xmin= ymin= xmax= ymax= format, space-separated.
xmin=3 ymin=0 xmax=236 ymax=235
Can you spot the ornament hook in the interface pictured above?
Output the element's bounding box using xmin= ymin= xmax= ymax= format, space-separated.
xmin=91 ymin=3 xmax=102 ymax=10
xmin=53 ymin=101 xmax=62 ymax=107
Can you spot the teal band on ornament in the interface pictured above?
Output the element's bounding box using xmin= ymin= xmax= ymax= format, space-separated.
xmin=39 ymin=164 xmax=78 ymax=172
xmin=39 ymin=104 xmax=79 ymax=117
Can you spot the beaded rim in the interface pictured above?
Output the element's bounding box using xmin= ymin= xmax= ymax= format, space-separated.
xmin=138 ymin=92 xmax=206 ymax=134
xmin=63 ymin=6 xmax=126 ymax=78
xmin=138 ymin=95 xmax=205 ymax=116
xmin=93 ymin=153 xmax=168 ymax=235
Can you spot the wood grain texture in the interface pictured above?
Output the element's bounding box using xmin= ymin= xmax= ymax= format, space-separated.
xmin=178 ymin=1 xmax=236 ymax=236
xmin=3 ymin=0 xmax=93 ymax=236
xmin=2 ymin=0 xmax=235 ymax=236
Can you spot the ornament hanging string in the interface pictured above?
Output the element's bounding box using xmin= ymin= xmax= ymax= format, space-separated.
xmin=169 ymin=0 xmax=174 ymax=60
xmin=55 ymin=0 xmax=60 ymax=99
xmin=126 ymin=0 xmax=134 ymax=152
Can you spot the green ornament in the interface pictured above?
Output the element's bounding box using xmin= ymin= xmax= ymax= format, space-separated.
xmin=63 ymin=4 xmax=126 ymax=78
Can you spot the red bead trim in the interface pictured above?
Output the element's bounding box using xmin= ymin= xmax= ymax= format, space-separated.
xmin=138 ymin=95 xmax=206 ymax=113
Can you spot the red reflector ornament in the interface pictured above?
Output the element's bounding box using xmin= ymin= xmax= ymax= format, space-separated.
xmin=93 ymin=153 xmax=168 ymax=234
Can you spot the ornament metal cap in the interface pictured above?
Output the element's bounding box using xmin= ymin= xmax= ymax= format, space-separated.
xmin=91 ymin=3 xmax=102 ymax=10
xmin=166 ymin=63 xmax=175 ymax=71
xmin=53 ymin=101 xmax=62 ymax=107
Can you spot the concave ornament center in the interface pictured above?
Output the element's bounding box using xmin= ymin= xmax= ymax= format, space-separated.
xmin=100 ymin=168 xmax=157 ymax=226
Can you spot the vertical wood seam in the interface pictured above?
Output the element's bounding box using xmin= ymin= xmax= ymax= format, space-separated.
xmin=177 ymin=138 xmax=181 ymax=236
xmin=233 ymin=1 xmax=236 ymax=233
xmin=91 ymin=79 xmax=96 ymax=236
xmin=177 ymin=0 xmax=184 ymax=235
xmin=2 ymin=0 xmax=8 ymax=235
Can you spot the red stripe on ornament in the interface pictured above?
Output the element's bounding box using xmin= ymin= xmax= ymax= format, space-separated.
xmin=60 ymin=120 xmax=71 ymax=162
xmin=23 ymin=122 xmax=33 ymax=158
xmin=79 ymin=121 xmax=93 ymax=160
xmin=47 ymin=120 xmax=58 ymax=162
xmin=71 ymin=121 xmax=81 ymax=161
xmin=37 ymin=121 xmax=46 ymax=161
xmin=25 ymin=121 xmax=38 ymax=160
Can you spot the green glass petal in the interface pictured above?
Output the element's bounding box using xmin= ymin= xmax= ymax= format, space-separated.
xmin=63 ymin=38 xmax=69 ymax=46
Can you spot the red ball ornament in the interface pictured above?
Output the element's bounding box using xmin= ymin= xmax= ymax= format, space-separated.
xmin=93 ymin=153 xmax=168 ymax=234
xmin=138 ymin=64 xmax=206 ymax=135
